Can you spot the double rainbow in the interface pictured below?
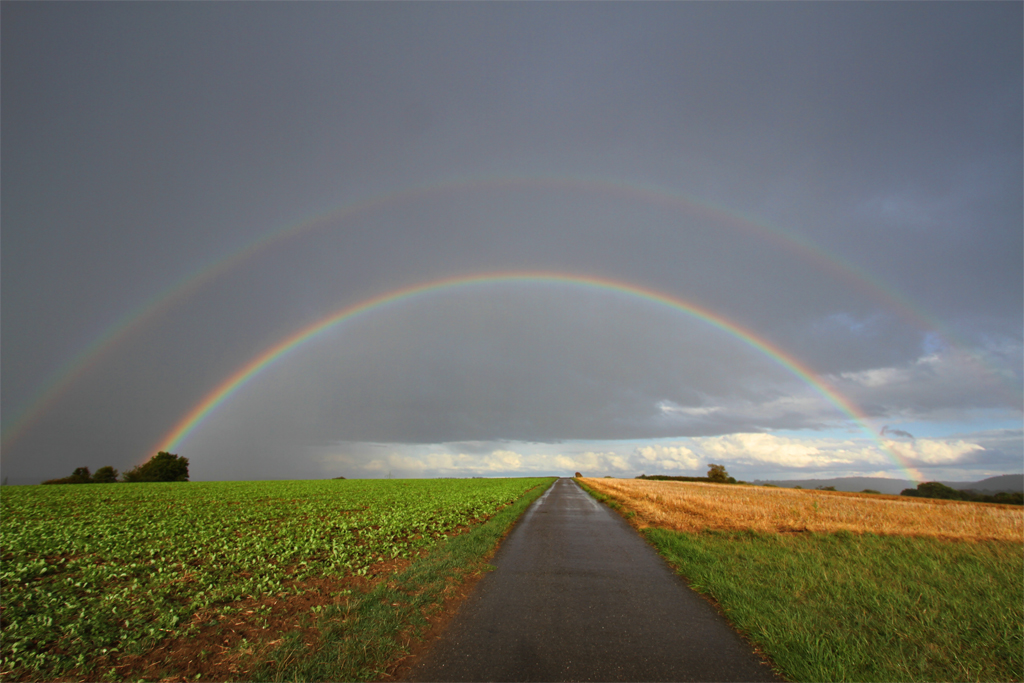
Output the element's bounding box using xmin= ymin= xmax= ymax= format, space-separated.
xmin=7 ymin=175 xmax=1010 ymax=457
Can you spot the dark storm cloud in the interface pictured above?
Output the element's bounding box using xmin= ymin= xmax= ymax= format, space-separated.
xmin=881 ymin=426 xmax=915 ymax=441
xmin=2 ymin=2 xmax=1020 ymax=483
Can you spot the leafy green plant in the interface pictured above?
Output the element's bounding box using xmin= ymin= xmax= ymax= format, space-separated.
xmin=0 ymin=477 xmax=551 ymax=679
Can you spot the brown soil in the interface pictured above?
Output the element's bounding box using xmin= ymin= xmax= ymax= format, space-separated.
xmin=373 ymin=560 xmax=493 ymax=682
xmin=63 ymin=557 xmax=414 ymax=683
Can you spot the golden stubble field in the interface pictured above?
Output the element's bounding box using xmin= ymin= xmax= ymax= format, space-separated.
xmin=580 ymin=478 xmax=1024 ymax=541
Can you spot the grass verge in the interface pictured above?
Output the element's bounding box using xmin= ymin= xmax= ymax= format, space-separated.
xmin=576 ymin=479 xmax=1023 ymax=682
xmin=646 ymin=529 xmax=1022 ymax=682
xmin=250 ymin=477 xmax=556 ymax=682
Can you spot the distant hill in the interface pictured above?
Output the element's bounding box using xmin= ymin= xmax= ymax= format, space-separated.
xmin=962 ymin=474 xmax=1024 ymax=493
xmin=751 ymin=474 xmax=1023 ymax=495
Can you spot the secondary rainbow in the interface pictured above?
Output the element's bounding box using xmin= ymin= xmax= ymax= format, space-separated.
xmin=153 ymin=272 xmax=924 ymax=481
xmin=9 ymin=175 xmax=1006 ymax=455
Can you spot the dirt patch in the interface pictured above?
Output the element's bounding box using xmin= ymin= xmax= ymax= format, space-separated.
xmin=375 ymin=563 xmax=492 ymax=682
xmin=71 ymin=555 xmax=422 ymax=682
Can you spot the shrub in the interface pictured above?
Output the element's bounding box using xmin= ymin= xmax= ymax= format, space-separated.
xmin=123 ymin=452 xmax=189 ymax=482
xmin=93 ymin=466 xmax=119 ymax=483
xmin=42 ymin=467 xmax=93 ymax=485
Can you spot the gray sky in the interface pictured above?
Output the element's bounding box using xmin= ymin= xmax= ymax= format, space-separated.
xmin=3 ymin=2 xmax=1021 ymax=485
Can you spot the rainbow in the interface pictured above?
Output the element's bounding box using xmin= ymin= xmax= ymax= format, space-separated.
xmin=152 ymin=271 xmax=925 ymax=481
xmin=6 ymin=175 xmax=1012 ymax=453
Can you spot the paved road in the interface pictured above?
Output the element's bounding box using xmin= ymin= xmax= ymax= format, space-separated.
xmin=405 ymin=478 xmax=782 ymax=682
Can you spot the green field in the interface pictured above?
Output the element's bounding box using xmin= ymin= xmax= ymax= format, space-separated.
xmin=0 ymin=477 xmax=553 ymax=681
xmin=646 ymin=529 xmax=1023 ymax=683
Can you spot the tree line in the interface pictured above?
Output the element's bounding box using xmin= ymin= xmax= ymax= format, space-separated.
xmin=636 ymin=464 xmax=738 ymax=484
xmin=41 ymin=452 xmax=189 ymax=484
xmin=901 ymin=481 xmax=1023 ymax=505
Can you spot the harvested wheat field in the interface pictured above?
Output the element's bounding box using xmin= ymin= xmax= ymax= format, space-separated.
xmin=581 ymin=478 xmax=1024 ymax=541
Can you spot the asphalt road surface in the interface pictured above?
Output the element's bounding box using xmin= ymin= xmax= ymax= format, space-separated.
xmin=405 ymin=478 xmax=782 ymax=682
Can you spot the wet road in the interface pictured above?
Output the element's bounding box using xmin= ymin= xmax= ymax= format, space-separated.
xmin=405 ymin=478 xmax=781 ymax=682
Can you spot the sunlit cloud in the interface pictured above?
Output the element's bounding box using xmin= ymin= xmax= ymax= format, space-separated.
xmin=884 ymin=439 xmax=984 ymax=465
xmin=635 ymin=444 xmax=700 ymax=470
xmin=311 ymin=429 xmax=1005 ymax=483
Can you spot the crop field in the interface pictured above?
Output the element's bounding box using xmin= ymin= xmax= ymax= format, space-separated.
xmin=580 ymin=478 xmax=1024 ymax=682
xmin=0 ymin=477 xmax=552 ymax=681
xmin=580 ymin=477 xmax=1024 ymax=540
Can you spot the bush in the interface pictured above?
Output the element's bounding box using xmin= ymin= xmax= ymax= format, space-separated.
xmin=42 ymin=467 xmax=94 ymax=485
xmin=92 ymin=466 xmax=119 ymax=483
xmin=122 ymin=452 xmax=189 ymax=482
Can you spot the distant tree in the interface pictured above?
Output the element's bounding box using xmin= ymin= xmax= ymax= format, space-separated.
xmin=93 ymin=466 xmax=119 ymax=483
xmin=575 ymin=472 xmax=583 ymax=478
xmin=122 ymin=452 xmax=189 ymax=482
xmin=817 ymin=486 xmax=837 ymax=492
xmin=899 ymin=482 xmax=1023 ymax=505
xmin=70 ymin=467 xmax=92 ymax=483
xmin=861 ymin=489 xmax=881 ymax=495
xmin=707 ymin=464 xmax=730 ymax=483
xmin=901 ymin=481 xmax=964 ymax=500
xmin=992 ymin=492 xmax=1024 ymax=506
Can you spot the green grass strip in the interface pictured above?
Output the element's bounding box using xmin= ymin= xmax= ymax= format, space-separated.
xmin=644 ymin=528 xmax=1023 ymax=682
xmin=254 ymin=477 xmax=557 ymax=682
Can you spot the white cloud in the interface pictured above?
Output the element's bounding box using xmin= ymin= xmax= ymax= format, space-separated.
xmin=884 ymin=439 xmax=984 ymax=464
xmin=840 ymin=366 xmax=905 ymax=388
xmin=635 ymin=444 xmax=700 ymax=470
xmin=658 ymin=401 xmax=721 ymax=417
xmin=691 ymin=433 xmax=884 ymax=468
